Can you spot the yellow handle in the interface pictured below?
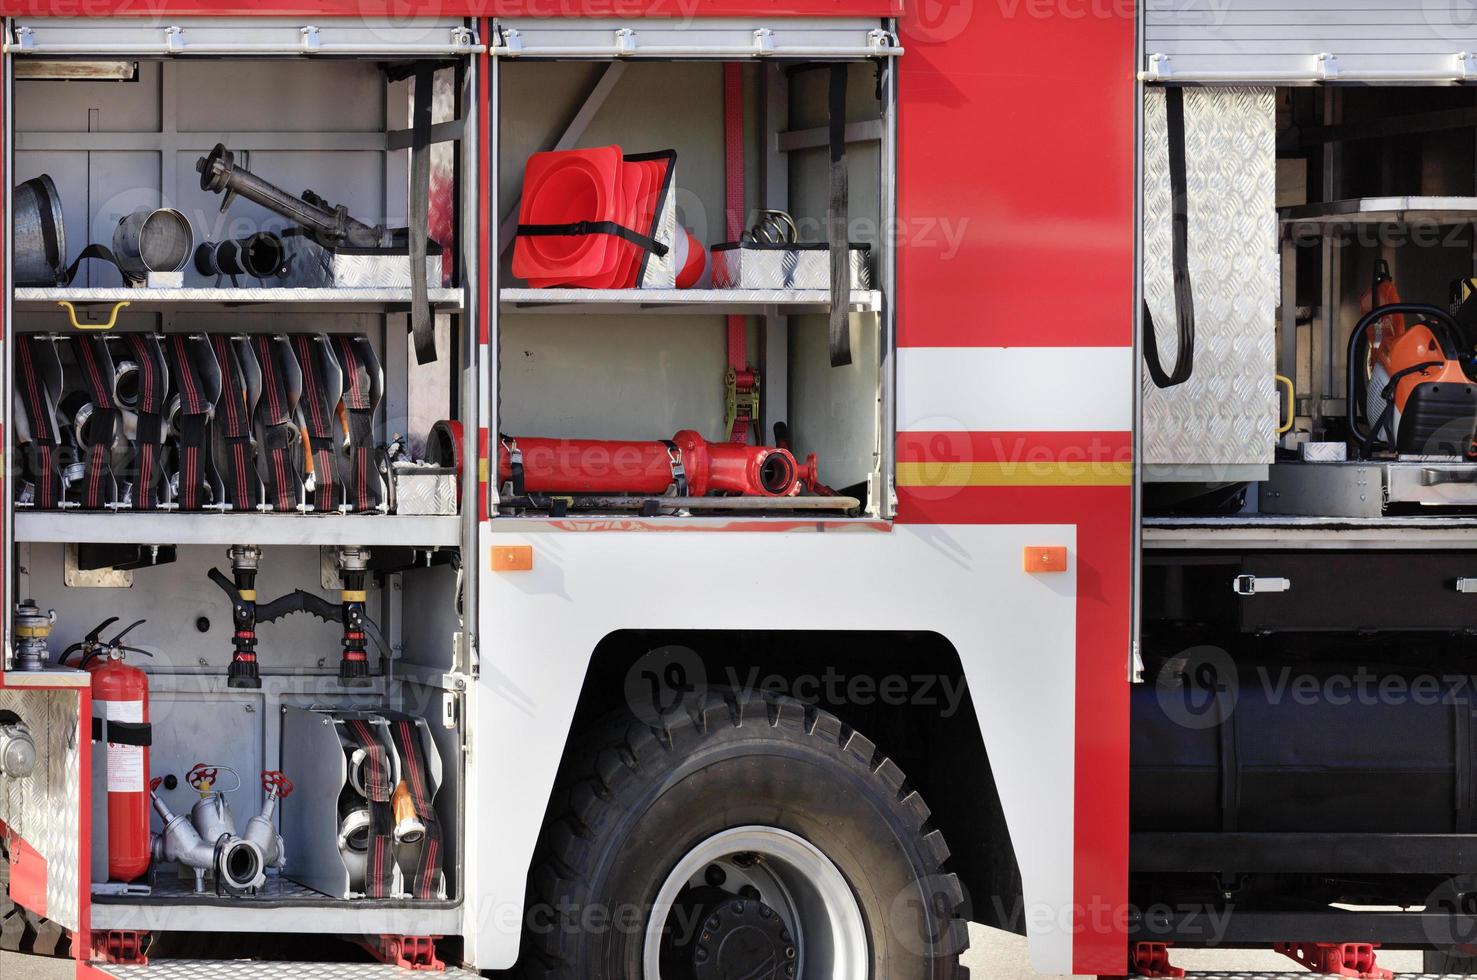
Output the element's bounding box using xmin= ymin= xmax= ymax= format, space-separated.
xmin=57 ymin=300 xmax=130 ymax=331
xmin=1275 ymin=373 xmax=1295 ymax=435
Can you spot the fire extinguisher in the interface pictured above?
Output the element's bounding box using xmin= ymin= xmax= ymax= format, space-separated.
xmin=60 ymin=616 xmax=155 ymax=882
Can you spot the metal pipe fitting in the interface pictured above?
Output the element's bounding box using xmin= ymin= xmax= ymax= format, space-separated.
xmin=194 ymin=232 xmax=286 ymax=281
xmin=113 ymin=208 xmax=193 ymax=282
xmin=196 ymin=144 xmax=384 ymax=249
xmin=13 ymin=602 xmax=55 ymax=672
xmin=337 ymin=805 xmax=371 ymax=890
xmin=150 ymin=783 xmax=265 ymax=894
xmin=0 ymin=721 xmax=37 ymax=779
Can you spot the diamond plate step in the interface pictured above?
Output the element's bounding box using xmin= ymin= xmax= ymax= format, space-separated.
xmin=98 ymin=963 xmax=482 ymax=979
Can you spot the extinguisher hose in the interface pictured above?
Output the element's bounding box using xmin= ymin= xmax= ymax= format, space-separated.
xmin=1143 ymin=86 xmax=1195 ymax=389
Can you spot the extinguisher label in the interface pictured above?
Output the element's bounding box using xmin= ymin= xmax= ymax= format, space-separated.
xmin=102 ymin=699 xmax=145 ymax=793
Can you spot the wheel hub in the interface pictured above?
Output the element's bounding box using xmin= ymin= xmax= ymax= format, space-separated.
xmin=690 ymin=896 xmax=796 ymax=980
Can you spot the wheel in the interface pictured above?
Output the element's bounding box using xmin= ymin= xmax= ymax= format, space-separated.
xmin=1425 ymin=948 xmax=1477 ymax=972
xmin=0 ymin=836 xmax=71 ymax=957
xmin=520 ymin=689 xmax=969 ymax=979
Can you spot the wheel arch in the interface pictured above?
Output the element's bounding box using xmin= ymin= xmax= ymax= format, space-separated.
xmin=544 ymin=627 xmax=1026 ymax=938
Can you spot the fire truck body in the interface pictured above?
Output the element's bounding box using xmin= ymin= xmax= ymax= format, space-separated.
xmin=12 ymin=2 xmax=1477 ymax=979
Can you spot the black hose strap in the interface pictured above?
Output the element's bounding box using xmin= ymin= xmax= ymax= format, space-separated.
xmin=1144 ymin=86 xmax=1195 ymax=389
xmin=410 ymin=60 xmax=436 ymax=366
xmin=827 ymin=63 xmax=852 ymax=368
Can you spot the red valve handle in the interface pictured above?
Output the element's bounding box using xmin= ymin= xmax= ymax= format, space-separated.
xmin=261 ymin=770 xmax=294 ymax=799
xmin=186 ymin=763 xmax=218 ymax=790
xmin=149 ymin=776 xmax=163 ymax=792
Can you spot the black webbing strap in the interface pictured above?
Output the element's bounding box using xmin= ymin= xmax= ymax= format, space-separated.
xmin=211 ymin=336 xmax=259 ymax=511
xmin=410 ymin=60 xmax=437 ymax=366
xmin=91 ymin=717 xmax=152 ymax=747
xmin=333 ymin=334 xmax=384 ymax=513
xmin=17 ymin=336 xmax=62 ymax=509
xmin=1144 ymin=86 xmax=1195 ymax=389
xmin=251 ymin=335 xmax=303 ymax=513
xmin=516 ymin=221 xmax=670 ymax=259
xmin=291 ymin=334 xmax=340 ymax=512
xmin=387 ymin=717 xmax=443 ymax=899
xmin=125 ymin=334 xmax=169 ymax=509
xmin=166 ymin=335 xmax=215 ymax=511
xmin=64 ymin=243 xmax=139 ymax=287
xmin=344 ymin=718 xmax=395 ymax=899
xmin=72 ymin=335 xmax=119 ymax=510
xmin=501 ymin=438 xmax=525 ymax=496
xmin=827 ymin=64 xmax=852 ymax=369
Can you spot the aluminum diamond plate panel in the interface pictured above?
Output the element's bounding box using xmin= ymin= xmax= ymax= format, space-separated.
xmin=103 ymin=962 xmax=483 ymax=979
xmin=1143 ymin=86 xmax=1278 ymax=470
xmin=0 ymin=687 xmax=81 ymax=931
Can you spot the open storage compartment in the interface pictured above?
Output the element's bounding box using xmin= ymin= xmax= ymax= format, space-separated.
xmin=1142 ymin=84 xmax=1477 ymax=543
xmin=4 ymin=18 xmax=478 ymax=936
xmin=492 ymin=18 xmax=900 ymax=521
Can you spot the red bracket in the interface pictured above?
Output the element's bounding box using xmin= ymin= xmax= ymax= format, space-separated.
xmin=1275 ymin=941 xmax=1393 ymax=979
xmin=1128 ymin=941 xmax=1185 ymax=978
xmin=363 ymin=935 xmax=444 ymax=971
xmin=91 ymin=929 xmax=151 ymax=965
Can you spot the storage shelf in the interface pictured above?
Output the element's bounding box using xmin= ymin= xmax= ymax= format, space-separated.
xmin=16 ymin=286 xmax=465 ymax=314
xmin=1144 ymin=515 xmax=1477 ymax=550
xmin=1280 ymin=196 xmax=1477 ymax=229
xmin=500 ymin=287 xmax=882 ymax=315
xmin=16 ymin=511 xmax=461 ymax=547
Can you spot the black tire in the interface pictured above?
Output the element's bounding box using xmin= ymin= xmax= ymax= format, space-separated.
xmin=519 ymin=689 xmax=970 ymax=979
xmin=0 ymin=837 xmax=72 ymax=958
xmin=1424 ymin=948 xmax=1477 ymax=972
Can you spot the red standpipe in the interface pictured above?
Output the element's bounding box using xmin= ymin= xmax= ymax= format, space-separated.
xmin=499 ymin=430 xmax=816 ymax=497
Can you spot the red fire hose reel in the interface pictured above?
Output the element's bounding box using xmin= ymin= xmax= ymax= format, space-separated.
xmin=498 ymin=430 xmax=819 ymax=498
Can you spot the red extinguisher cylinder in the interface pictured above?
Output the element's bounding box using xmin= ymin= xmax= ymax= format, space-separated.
xmin=89 ymin=657 xmax=151 ymax=882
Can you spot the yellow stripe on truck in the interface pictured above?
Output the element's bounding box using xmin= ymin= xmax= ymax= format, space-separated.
xmin=895 ymin=460 xmax=1133 ymax=488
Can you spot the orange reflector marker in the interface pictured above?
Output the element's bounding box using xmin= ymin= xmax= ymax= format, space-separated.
xmin=492 ymin=545 xmax=533 ymax=572
xmin=1024 ymin=546 xmax=1068 ymax=573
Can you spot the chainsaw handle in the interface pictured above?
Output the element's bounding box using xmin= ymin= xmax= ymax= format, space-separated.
xmin=1347 ymin=303 xmax=1466 ymax=454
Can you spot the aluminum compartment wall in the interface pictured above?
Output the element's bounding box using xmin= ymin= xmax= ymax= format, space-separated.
xmin=0 ymin=688 xmax=81 ymax=932
xmin=1144 ymin=1 xmax=1477 ymax=81
xmin=1142 ymin=86 xmax=1277 ymax=472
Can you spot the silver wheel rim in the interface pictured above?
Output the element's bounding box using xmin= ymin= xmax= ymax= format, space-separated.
xmin=642 ymin=825 xmax=868 ymax=979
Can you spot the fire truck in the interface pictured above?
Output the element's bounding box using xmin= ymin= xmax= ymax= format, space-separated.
xmin=7 ymin=0 xmax=1477 ymax=978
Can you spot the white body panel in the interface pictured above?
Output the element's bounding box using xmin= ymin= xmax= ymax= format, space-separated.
xmin=466 ymin=521 xmax=1080 ymax=973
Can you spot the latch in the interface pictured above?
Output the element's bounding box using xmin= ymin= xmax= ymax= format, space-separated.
xmin=495 ymin=27 xmax=523 ymax=55
xmin=300 ymin=26 xmax=320 ymax=53
xmin=1457 ymin=578 xmax=1477 ymax=594
xmin=1233 ymin=575 xmax=1291 ymax=596
xmin=614 ymin=28 xmax=638 ymax=56
xmin=867 ymin=29 xmax=899 ymax=55
xmin=753 ymin=28 xmax=775 ymax=57
xmin=450 ymin=26 xmax=478 ymax=52
xmin=1316 ymin=52 xmax=1341 ymax=80
xmin=164 ymin=26 xmax=185 ymax=52
xmin=13 ymin=26 xmax=35 ymax=51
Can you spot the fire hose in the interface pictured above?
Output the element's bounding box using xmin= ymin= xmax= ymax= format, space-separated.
xmin=496 ymin=430 xmax=818 ymax=498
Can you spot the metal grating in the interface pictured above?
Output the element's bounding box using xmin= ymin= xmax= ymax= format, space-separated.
xmin=102 ymin=963 xmax=482 ymax=979
xmin=0 ymin=687 xmax=81 ymax=932
xmin=1142 ymin=86 xmax=1279 ymax=471
xmin=96 ymin=874 xmax=333 ymax=904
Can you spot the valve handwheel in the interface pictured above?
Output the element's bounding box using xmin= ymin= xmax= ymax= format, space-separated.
xmin=261 ymin=770 xmax=294 ymax=799
xmin=187 ymin=763 xmax=218 ymax=792
xmin=149 ymin=776 xmax=163 ymax=793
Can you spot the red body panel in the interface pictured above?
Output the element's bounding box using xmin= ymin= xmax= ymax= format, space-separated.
xmin=898 ymin=0 xmax=1136 ymax=971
